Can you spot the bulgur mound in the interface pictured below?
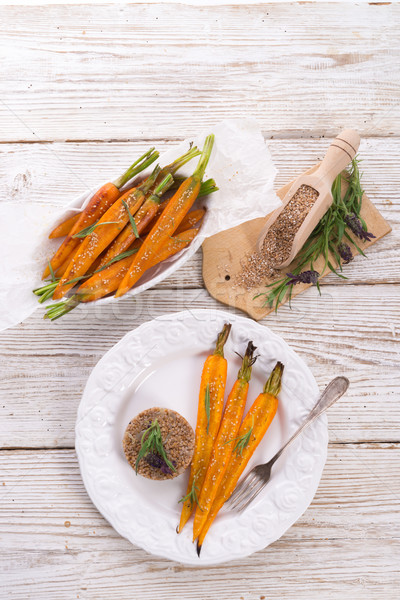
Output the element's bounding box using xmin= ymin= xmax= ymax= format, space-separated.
xmin=123 ymin=407 xmax=195 ymax=480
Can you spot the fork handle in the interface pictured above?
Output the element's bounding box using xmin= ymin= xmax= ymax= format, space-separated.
xmin=270 ymin=376 xmax=350 ymax=465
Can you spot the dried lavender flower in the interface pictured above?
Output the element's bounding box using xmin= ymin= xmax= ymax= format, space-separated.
xmin=286 ymin=270 xmax=319 ymax=286
xmin=345 ymin=213 xmax=375 ymax=242
xmin=144 ymin=452 xmax=176 ymax=475
xmin=337 ymin=242 xmax=353 ymax=264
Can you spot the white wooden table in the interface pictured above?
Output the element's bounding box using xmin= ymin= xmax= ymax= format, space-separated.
xmin=1 ymin=3 xmax=399 ymax=598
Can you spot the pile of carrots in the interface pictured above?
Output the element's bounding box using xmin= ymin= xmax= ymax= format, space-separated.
xmin=33 ymin=136 xmax=216 ymax=319
xmin=178 ymin=323 xmax=284 ymax=555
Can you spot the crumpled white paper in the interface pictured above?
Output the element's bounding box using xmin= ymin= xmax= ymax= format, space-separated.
xmin=0 ymin=119 xmax=280 ymax=331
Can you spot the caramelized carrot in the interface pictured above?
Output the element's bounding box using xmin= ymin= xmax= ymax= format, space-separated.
xmin=49 ymin=213 xmax=81 ymax=239
xmin=95 ymin=147 xmax=200 ymax=268
xmin=196 ymin=362 xmax=283 ymax=555
xmin=44 ymin=228 xmax=200 ymax=319
xmin=178 ymin=323 xmax=231 ymax=533
xmin=42 ymin=148 xmax=158 ymax=278
xmin=192 ymin=341 xmax=257 ymax=541
xmin=174 ymin=209 xmax=205 ymax=235
xmin=115 ymin=134 xmax=214 ymax=297
xmin=51 ymin=167 xmax=162 ymax=299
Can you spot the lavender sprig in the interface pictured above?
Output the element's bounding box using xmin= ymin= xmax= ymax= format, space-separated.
xmin=337 ymin=242 xmax=353 ymax=264
xmin=256 ymin=157 xmax=374 ymax=312
xmin=345 ymin=213 xmax=376 ymax=242
xmin=286 ymin=270 xmax=319 ymax=286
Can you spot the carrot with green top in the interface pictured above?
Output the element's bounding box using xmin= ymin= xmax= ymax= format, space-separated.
xmin=51 ymin=165 xmax=164 ymax=299
xmin=42 ymin=148 xmax=159 ymax=279
xmin=178 ymin=323 xmax=231 ymax=533
xmin=192 ymin=341 xmax=257 ymax=542
xmin=95 ymin=146 xmax=200 ymax=268
xmin=141 ymin=178 xmax=215 ymax=236
xmin=115 ymin=134 xmax=214 ymax=297
xmin=196 ymin=362 xmax=283 ymax=555
xmin=43 ymin=228 xmax=201 ymax=319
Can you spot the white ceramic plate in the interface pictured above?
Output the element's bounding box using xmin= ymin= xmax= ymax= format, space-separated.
xmin=76 ymin=309 xmax=328 ymax=565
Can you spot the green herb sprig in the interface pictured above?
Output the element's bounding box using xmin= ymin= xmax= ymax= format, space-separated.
xmin=224 ymin=416 xmax=254 ymax=456
xmin=179 ymin=470 xmax=202 ymax=510
xmin=35 ymin=248 xmax=139 ymax=312
xmin=135 ymin=419 xmax=176 ymax=474
xmin=204 ymin=384 xmax=211 ymax=434
xmin=256 ymin=158 xmax=374 ymax=312
xmin=72 ymin=220 xmax=119 ymax=239
xmin=121 ymin=199 xmax=139 ymax=239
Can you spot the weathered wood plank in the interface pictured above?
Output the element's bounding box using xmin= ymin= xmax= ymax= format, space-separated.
xmin=0 ymin=284 xmax=399 ymax=448
xmin=0 ymin=3 xmax=399 ymax=141
xmin=0 ymin=137 xmax=398 ymax=288
xmin=0 ymin=447 xmax=399 ymax=599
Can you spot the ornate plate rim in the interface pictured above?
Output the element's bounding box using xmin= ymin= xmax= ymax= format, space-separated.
xmin=75 ymin=309 xmax=328 ymax=565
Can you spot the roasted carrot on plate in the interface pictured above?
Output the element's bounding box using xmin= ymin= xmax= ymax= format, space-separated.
xmin=178 ymin=323 xmax=231 ymax=533
xmin=42 ymin=148 xmax=159 ymax=278
xmin=196 ymin=361 xmax=283 ymax=555
xmin=192 ymin=341 xmax=257 ymax=542
xmin=115 ymin=134 xmax=214 ymax=297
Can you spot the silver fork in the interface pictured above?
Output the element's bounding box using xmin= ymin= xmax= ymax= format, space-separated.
xmin=226 ymin=376 xmax=350 ymax=513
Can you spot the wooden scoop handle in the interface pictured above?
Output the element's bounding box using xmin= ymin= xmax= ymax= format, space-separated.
xmin=314 ymin=129 xmax=360 ymax=185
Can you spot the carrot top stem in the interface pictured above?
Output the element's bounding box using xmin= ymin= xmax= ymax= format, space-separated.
xmin=44 ymin=295 xmax=80 ymax=320
xmin=141 ymin=164 xmax=162 ymax=193
xmin=263 ymin=361 xmax=284 ymax=396
xmin=237 ymin=341 xmax=257 ymax=382
xmin=152 ymin=173 xmax=174 ymax=199
xmin=193 ymin=134 xmax=215 ymax=180
xmin=163 ymin=146 xmax=201 ymax=176
xmin=198 ymin=178 xmax=218 ymax=197
xmin=112 ymin=148 xmax=159 ymax=189
xmin=214 ymin=323 xmax=232 ymax=357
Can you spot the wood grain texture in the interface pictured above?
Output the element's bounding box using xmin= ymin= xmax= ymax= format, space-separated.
xmin=0 ymin=446 xmax=399 ymax=599
xmin=0 ymin=2 xmax=399 ymax=595
xmin=1 ymin=284 xmax=400 ymax=448
xmin=0 ymin=3 xmax=399 ymax=141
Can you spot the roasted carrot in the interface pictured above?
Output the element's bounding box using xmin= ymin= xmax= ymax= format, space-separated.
xmin=192 ymin=341 xmax=257 ymax=541
xmin=140 ymin=177 xmax=215 ymax=236
xmin=49 ymin=212 xmax=81 ymax=239
xmin=95 ymin=147 xmax=200 ymax=268
xmin=44 ymin=228 xmax=200 ymax=319
xmin=196 ymin=362 xmax=283 ymax=555
xmin=51 ymin=165 xmax=163 ymax=299
xmin=178 ymin=323 xmax=231 ymax=533
xmin=174 ymin=209 xmax=205 ymax=235
xmin=42 ymin=148 xmax=159 ymax=279
xmin=115 ymin=134 xmax=214 ymax=297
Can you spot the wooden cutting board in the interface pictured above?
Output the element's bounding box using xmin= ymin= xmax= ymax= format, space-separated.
xmin=202 ymin=163 xmax=392 ymax=320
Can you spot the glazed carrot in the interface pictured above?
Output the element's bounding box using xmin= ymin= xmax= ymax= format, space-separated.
xmin=196 ymin=362 xmax=283 ymax=555
xmin=51 ymin=166 xmax=163 ymax=299
xmin=192 ymin=341 xmax=257 ymax=541
xmin=49 ymin=212 xmax=81 ymax=239
xmin=115 ymin=134 xmax=214 ymax=298
xmin=42 ymin=148 xmax=158 ymax=279
xmin=96 ymin=147 xmax=200 ymax=268
xmin=140 ymin=177 xmax=215 ymax=236
xmin=174 ymin=209 xmax=205 ymax=235
xmin=44 ymin=229 xmax=200 ymax=319
xmin=178 ymin=323 xmax=231 ymax=533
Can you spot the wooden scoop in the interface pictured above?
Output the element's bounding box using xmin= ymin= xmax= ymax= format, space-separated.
xmin=257 ymin=129 xmax=360 ymax=268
